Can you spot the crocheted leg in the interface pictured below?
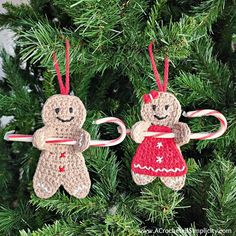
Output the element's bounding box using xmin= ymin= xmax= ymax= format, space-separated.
xmin=131 ymin=171 xmax=156 ymax=185
xmin=160 ymin=175 xmax=186 ymax=190
xmin=63 ymin=154 xmax=91 ymax=199
xmin=33 ymin=166 xmax=60 ymax=199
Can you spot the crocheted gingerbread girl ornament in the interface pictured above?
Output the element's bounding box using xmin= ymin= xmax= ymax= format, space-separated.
xmin=130 ymin=42 xmax=191 ymax=190
xmin=32 ymin=40 xmax=91 ymax=199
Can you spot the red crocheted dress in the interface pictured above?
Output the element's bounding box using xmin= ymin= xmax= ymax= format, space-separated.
xmin=131 ymin=125 xmax=187 ymax=177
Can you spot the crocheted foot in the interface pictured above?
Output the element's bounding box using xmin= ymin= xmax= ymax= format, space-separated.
xmin=131 ymin=171 xmax=156 ymax=185
xmin=63 ymin=156 xmax=91 ymax=199
xmin=160 ymin=175 xmax=186 ymax=190
xmin=33 ymin=168 xmax=60 ymax=199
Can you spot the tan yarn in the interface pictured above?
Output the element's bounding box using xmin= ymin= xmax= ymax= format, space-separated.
xmin=131 ymin=92 xmax=190 ymax=190
xmin=131 ymin=171 xmax=156 ymax=185
xmin=160 ymin=175 xmax=186 ymax=191
xmin=132 ymin=171 xmax=186 ymax=190
xmin=32 ymin=94 xmax=91 ymax=199
xmin=141 ymin=92 xmax=181 ymax=127
xmin=172 ymin=122 xmax=191 ymax=146
xmin=131 ymin=121 xmax=151 ymax=144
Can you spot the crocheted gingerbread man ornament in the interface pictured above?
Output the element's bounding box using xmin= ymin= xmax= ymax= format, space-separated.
xmin=130 ymin=42 xmax=191 ymax=190
xmin=32 ymin=40 xmax=91 ymax=199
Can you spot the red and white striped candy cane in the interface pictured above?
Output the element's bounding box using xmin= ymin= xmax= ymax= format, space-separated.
xmin=183 ymin=109 xmax=227 ymax=140
xmin=90 ymin=117 xmax=126 ymax=147
xmin=120 ymin=109 xmax=227 ymax=140
xmin=4 ymin=117 xmax=127 ymax=147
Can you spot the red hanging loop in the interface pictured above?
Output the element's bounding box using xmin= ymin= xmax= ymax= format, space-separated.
xmin=65 ymin=39 xmax=70 ymax=95
xmin=163 ymin=57 xmax=169 ymax=92
xmin=52 ymin=52 xmax=66 ymax=94
xmin=148 ymin=42 xmax=163 ymax=91
xmin=148 ymin=42 xmax=169 ymax=92
xmin=52 ymin=39 xmax=70 ymax=95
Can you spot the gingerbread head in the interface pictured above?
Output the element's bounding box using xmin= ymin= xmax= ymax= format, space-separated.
xmin=141 ymin=91 xmax=181 ymax=127
xmin=42 ymin=94 xmax=86 ymax=128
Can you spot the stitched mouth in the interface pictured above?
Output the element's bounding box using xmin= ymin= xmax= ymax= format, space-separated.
xmin=154 ymin=115 xmax=168 ymax=120
xmin=56 ymin=117 xmax=74 ymax=123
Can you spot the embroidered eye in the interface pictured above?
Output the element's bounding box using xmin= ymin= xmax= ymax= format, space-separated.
xmin=55 ymin=108 xmax=60 ymax=114
xmin=152 ymin=105 xmax=156 ymax=111
xmin=69 ymin=107 xmax=73 ymax=113
xmin=165 ymin=105 xmax=169 ymax=110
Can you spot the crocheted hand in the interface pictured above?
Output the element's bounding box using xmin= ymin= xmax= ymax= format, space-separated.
xmin=172 ymin=122 xmax=191 ymax=146
xmin=32 ymin=126 xmax=55 ymax=151
xmin=74 ymin=129 xmax=90 ymax=152
xmin=131 ymin=121 xmax=151 ymax=143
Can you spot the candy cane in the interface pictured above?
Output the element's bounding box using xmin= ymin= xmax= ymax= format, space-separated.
xmin=90 ymin=117 xmax=126 ymax=146
xmin=183 ymin=110 xmax=227 ymax=140
xmin=4 ymin=117 xmax=127 ymax=147
xmin=119 ymin=110 xmax=227 ymax=140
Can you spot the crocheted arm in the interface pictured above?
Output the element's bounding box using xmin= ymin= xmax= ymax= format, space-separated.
xmin=73 ymin=128 xmax=91 ymax=152
xmin=172 ymin=122 xmax=191 ymax=146
xmin=131 ymin=121 xmax=151 ymax=144
xmin=32 ymin=126 xmax=55 ymax=151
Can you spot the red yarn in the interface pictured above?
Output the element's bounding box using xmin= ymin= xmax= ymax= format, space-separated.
xmin=149 ymin=90 xmax=159 ymax=99
xmin=58 ymin=166 xmax=65 ymax=172
xmin=148 ymin=42 xmax=163 ymax=91
xmin=148 ymin=42 xmax=169 ymax=92
xmin=143 ymin=90 xmax=159 ymax=103
xmin=52 ymin=39 xmax=70 ymax=95
xmin=131 ymin=125 xmax=187 ymax=177
xmin=65 ymin=40 xmax=70 ymax=95
xmin=163 ymin=57 xmax=169 ymax=92
xmin=60 ymin=152 xmax=66 ymax=158
xmin=143 ymin=94 xmax=152 ymax=104
xmin=52 ymin=52 xmax=65 ymax=94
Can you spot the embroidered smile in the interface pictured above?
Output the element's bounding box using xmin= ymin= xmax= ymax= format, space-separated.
xmin=56 ymin=117 xmax=74 ymax=122
xmin=154 ymin=115 xmax=168 ymax=120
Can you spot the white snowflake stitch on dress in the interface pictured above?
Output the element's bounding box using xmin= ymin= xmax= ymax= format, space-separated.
xmin=156 ymin=142 xmax=163 ymax=149
xmin=156 ymin=156 xmax=163 ymax=163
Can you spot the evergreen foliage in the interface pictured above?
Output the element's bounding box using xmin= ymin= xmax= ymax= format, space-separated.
xmin=0 ymin=0 xmax=235 ymax=235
